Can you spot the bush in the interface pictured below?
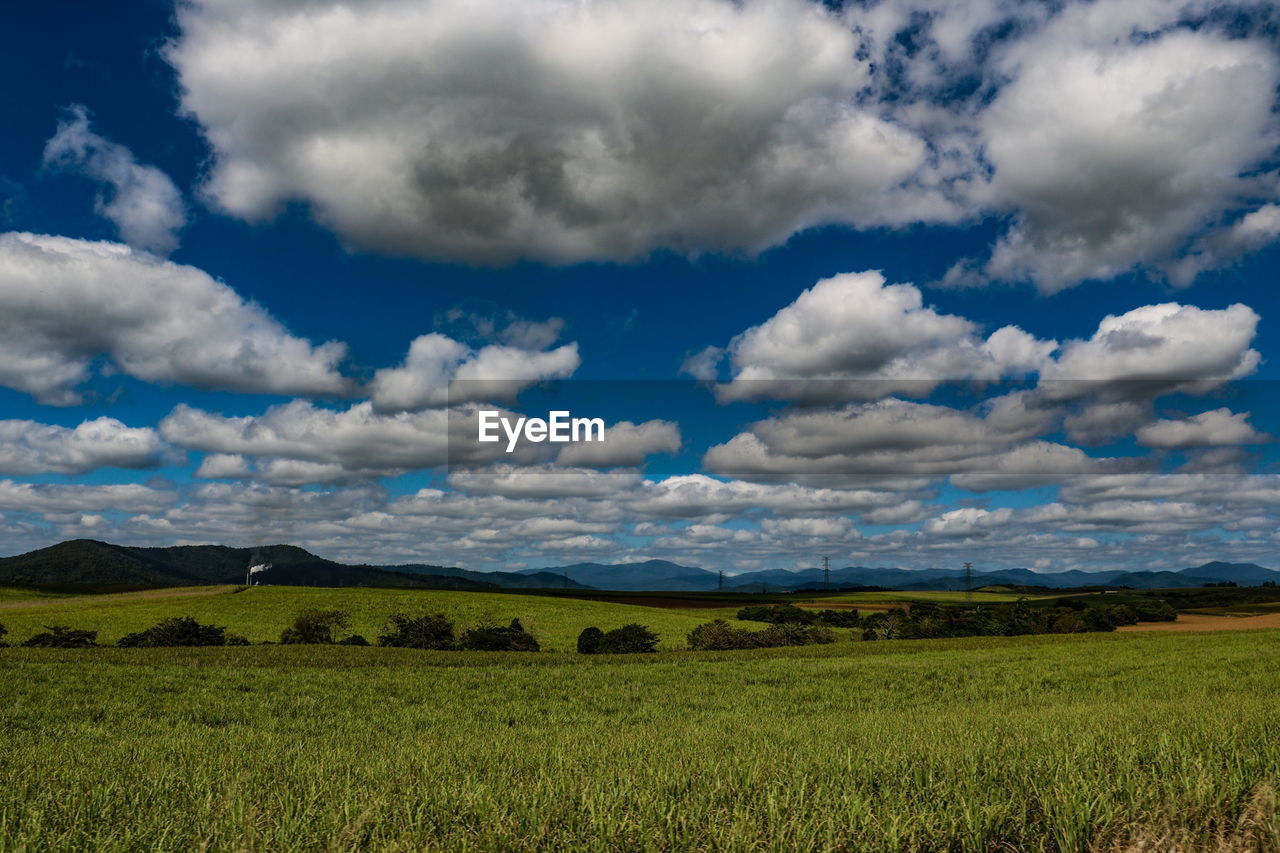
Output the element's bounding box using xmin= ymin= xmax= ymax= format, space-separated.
xmin=118 ymin=616 xmax=236 ymax=648
xmin=279 ymin=609 xmax=351 ymax=644
xmin=599 ymin=623 xmax=660 ymax=654
xmin=1108 ymin=605 xmax=1140 ymax=627
xmin=0 ymin=622 xmax=7 ymax=647
xmin=811 ymin=609 xmax=861 ymax=628
xmin=805 ymin=625 xmax=839 ymax=644
xmin=687 ymin=619 xmax=760 ymax=651
xmin=377 ymin=614 xmax=456 ymax=649
xmin=459 ymin=619 xmax=540 ymax=652
xmin=737 ymin=604 xmax=816 ymax=624
xmin=577 ymin=626 xmax=604 ymax=654
xmin=755 ymin=623 xmax=811 ymax=647
xmin=337 ymin=634 xmax=370 ymax=646
xmin=1133 ymin=601 xmax=1178 ymax=622
xmin=689 ymin=619 xmax=837 ymax=651
xmin=1050 ymin=612 xmax=1086 ymax=634
xmin=21 ymin=625 xmax=97 ymax=648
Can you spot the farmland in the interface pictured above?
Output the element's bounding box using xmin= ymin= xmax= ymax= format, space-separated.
xmin=0 ymin=585 xmax=753 ymax=651
xmin=1 ymin=627 xmax=1278 ymax=852
xmin=2 ymin=585 xmax=1278 ymax=850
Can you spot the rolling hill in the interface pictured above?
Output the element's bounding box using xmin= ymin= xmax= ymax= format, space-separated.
xmin=0 ymin=540 xmax=497 ymax=591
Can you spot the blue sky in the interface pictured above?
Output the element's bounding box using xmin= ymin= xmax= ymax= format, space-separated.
xmin=2 ymin=0 xmax=1280 ymax=573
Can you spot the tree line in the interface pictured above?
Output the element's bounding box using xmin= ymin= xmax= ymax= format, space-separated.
xmin=0 ymin=598 xmax=1180 ymax=652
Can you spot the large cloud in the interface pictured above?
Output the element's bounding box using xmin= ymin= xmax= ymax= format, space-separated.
xmin=702 ymin=395 xmax=1120 ymax=488
xmin=0 ymin=417 xmax=174 ymax=476
xmin=1041 ymin=303 xmax=1260 ymax=391
xmin=1135 ymin=409 xmax=1269 ymax=449
xmin=701 ymin=270 xmax=1260 ymax=402
xmin=982 ymin=17 xmax=1278 ymax=289
xmin=168 ymin=0 xmax=952 ymax=264
xmin=707 ymin=270 xmax=1053 ymax=399
xmin=42 ymin=106 xmax=187 ymax=255
xmin=161 ymin=401 xmax=458 ymax=478
xmin=0 ymin=233 xmax=352 ymax=404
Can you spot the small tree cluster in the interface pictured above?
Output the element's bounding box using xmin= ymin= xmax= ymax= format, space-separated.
xmin=459 ymin=619 xmax=540 ymax=652
xmin=118 ymin=616 xmax=248 ymax=647
xmin=858 ymin=600 xmax=1177 ymax=641
xmin=687 ymin=619 xmax=836 ymax=651
xmin=377 ymin=613 xmax=456 ymax=649
xmin=20 ymin=625 xmax=97 ymax=648
xmin=736 ymin=604 xmax=860 ymax=628
xmin=279 ymin=609 xmax=366 ymax=645
xmin=577 ymin=623 xmax=660 ymax=654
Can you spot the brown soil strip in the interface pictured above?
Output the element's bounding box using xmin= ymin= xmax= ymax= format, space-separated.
xmin=1117 ymin=612 xmax=1280 ymax=632
xmin=0 ymin=586 xmax=236 ymax=611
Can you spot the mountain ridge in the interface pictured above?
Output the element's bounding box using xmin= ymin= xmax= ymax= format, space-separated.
xmin=3 ymin=540 xmax=1276 ymax=591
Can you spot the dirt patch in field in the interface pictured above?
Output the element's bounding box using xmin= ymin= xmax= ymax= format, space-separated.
xmin=0 ymin=586 xmax=236 ymax=611
xmin=1118 ymin=612 xmax=1280 ymax=632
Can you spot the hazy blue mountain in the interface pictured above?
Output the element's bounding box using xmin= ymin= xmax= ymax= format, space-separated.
xmin=385 ymin=563 xmax=591 ymax=589
xmin=534 ymin=560 xmax=1279 ymax=591
xmin=523 ymin=559 xmax=720 ymax=591
xmin=1177 ymin=561 xmax=1280 ymax=584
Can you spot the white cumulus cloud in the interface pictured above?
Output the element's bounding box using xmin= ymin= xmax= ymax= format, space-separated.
xmin=0 ymin=233 xmax=352 ymax=405
xmin=0 ymin=417 xmax=175 ymax=475
xmin=167 ymin=0 xmax=951 ymax=265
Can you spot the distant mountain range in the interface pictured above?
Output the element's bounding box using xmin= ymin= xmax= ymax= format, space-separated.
xmin=525 ymin=559 xmax=1280 ymax=592
xmin=0 ymin=539 xmax=582 ymax=591
xmin=2 ymin=539 xmax=1277 ymax=592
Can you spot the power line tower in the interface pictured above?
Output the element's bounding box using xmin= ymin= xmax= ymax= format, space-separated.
xmin=718 ymin=569 xmax=724 ymax=591
xmin=823 ymin=555 xmax=831 ymax=588
xmin=963 ymin=561 xmax=974 ymax=603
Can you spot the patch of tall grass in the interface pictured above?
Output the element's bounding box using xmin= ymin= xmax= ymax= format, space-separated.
xmin=1 ymin=629 xmax=1276 ymax=851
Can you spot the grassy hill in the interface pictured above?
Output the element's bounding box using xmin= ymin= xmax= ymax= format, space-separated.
xmin=2 ymin=630 xmax=1277 ymax=850
xmin=0 ymin=540 xmax=499 ymax=591
xmin=0 ymin=585 xmax=753 ymax=651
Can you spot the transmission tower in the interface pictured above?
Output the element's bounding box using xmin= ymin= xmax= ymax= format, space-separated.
xmin=823 ymin=555 xmax=831 ymax=588
xmin=963 ymin=561 xmax=974 ymax=603
xmin=718 ymin=569 xmax=724 ymax=591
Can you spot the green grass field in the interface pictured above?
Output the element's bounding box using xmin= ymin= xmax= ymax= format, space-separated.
xmin=1 ymin=630 xmax=1277 ymax=852
xmin=0 ymin=585 xmax=754 ymax=651
xmin=0 ymin=586 xmax=69 ymax=603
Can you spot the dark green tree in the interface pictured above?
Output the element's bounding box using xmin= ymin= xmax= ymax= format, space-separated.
xmin=21 ymin=625 xmax=97 ymax=648
xmin=577 ymin=626 xmax=604 ymax=654
xmin=279 ymin=609 xmax=351 ymax=644
xmin=377 ymin=613 xmax=455 ymax=649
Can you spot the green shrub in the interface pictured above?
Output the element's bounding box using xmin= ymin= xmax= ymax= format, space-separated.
xmin=577 ymin=626 xmax=604 ymax=654
xmin=1051 ymin=612 xmax=1086 ymax=634
xmin=458 ymin=619 xmax=540 ymax=652
xmin=118 ymin=616 xmax=236 ymax=648
xmin=737 ymin=604 xmax=815 ymax=624
xmin=377 ymin=614 xmax=455 ymax=649
xmin=687 ymin=619 xmax=759 ymax=651
xmin=280 ymin=609 xmax=351 ymax=644
xmin=337 ymin=634 xmax=370 ymax=646
xmin=811 ymin=609 xmax=861 ymax=628
xmin=755 ymin=623 xmax=811 ymax=647
xmin=21 ymin=626 xmax=97 ymax=648
xmin=0 ymin=622 xmax=7 ymax=647
xmin=598 ymin=623 xmax=660 ymax=654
